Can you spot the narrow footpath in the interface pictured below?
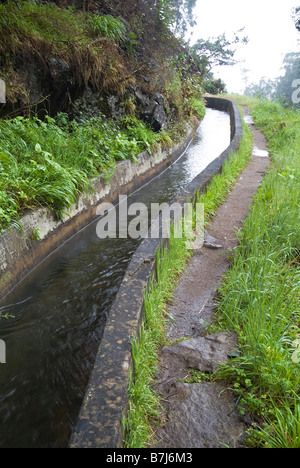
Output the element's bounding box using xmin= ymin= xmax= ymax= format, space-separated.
xmin=151 ymin=107 xmax=270 ymax=449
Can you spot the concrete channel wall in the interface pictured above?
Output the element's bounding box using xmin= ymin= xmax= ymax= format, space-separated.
xmin=69 ymin=97 xmax=244 ymax=448
xmin=0 ymin=120 xmax=199 ymax=300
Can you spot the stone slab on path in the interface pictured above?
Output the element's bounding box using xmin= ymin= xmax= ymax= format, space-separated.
xmin=162 ymin=332 xmax=239 ymax=374
xmin=151 ymin=106 xmax=270 ymax=449
xmin=156 ymin=382 xmax=247 ymax=448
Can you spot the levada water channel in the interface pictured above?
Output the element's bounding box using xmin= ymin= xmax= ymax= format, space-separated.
xmin=0 ymin=108 xmax=230 ymax=448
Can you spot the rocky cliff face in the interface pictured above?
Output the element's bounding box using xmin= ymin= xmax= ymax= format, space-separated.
xmin=2 ymin=41 xmax=168 ymax=131
xmin=0 ymin=1 xmax=202 ymax=131
xmin=72 ymin=85 xmax=167 ymax=131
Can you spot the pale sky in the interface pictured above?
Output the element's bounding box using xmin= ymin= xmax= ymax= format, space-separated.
xmin=190 ymin=0 xmax=300 ymax=93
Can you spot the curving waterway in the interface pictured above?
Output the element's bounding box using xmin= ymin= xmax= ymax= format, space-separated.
xmin=0 ymin=108 xmax=230 ymax=448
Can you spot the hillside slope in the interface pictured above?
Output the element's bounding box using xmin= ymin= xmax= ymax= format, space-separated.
xmin=0 ymin=0 xmax=205 ymax=234
xmin=0 ymin=0 xmax=204 ymax=128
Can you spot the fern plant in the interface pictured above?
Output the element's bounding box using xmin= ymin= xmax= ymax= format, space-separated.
xmin=88 ymin=15 xmax=127 ymax=43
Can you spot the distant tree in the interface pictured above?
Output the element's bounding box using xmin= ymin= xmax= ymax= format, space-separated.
xmin=190 ymin=29 xmax=248 ymax=76
xmin=244 ymin=78 xmax=277 ymax=100
xmin=275 ymin=52 xmax=300 ymax=107
xmin=157 ymin=0 xmax=197 ymax=36
xmin=292 ymin=6 xmax=300 ymax=31
xmin=203 ymin=76 xmax=227 ymax=94
xmin=245 ymin=53 xmax=300 ymax=107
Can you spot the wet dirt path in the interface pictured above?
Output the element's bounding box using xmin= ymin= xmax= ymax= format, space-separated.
xmin=151 ymin=107 xmax=270 ymax=448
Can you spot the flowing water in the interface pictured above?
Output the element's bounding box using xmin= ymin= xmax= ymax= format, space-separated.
xmin=0 ymin=108 xmax=230 ymax=448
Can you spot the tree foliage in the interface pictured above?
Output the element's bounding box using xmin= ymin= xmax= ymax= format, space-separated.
xmin=244 ymin=78 xmax=276 ymax=100
xmin=292 ymin=6 xmax=300 ymax=31
xmin=244 ymin=52 xmax=300 ymax=108
xmin=191 ymin=29 xmax=248 ymax=74
xmin=276 ymin=52 xmax=300 ymax=107
xmin=156 ymin=0 xmax=197 ymax=35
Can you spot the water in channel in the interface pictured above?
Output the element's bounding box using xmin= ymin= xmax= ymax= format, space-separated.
xmin=0 ymin=108 xmax=230 ymax=448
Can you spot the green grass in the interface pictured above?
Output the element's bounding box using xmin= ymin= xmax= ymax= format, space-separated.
xmin=0 ymin=1 xmax=205 ymax=234
xmin=88 ymin=14 xmax=127 ymax=43
xmin=122 ymin=108 xmax=254 ymax=448
xmin=189 ymin=98 xmax=206 ymax=121
xmin=212 ymin=99 xmax=300 ymax=448
xmin=122 ymin=234 xmax=192 ymax=448
xmin=0 ymin=2 xmax=127 ymax=58
xmin=0 ymin=1 xmax=207 ymax=117
xmin=221 ymin=93 xmax=259 ymax=109
xmin=0 ymin=114 xmax=172 ymax=233
xmin=0 ymin=95 xmax=204 ymax=235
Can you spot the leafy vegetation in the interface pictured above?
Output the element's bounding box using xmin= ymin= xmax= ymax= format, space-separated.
xmin=156 ymin=0 xmax=197 ymax=35
xmin=190 ymin=30 xmax=248 ymax=94
xmin=88 ymin=14 xmax=127 ymax=42
xmin=212 ymin=98 xmax=300 ymax=448
xmin=292 ymin=6 xmax=300 ymax=32
xmin=243 ymin=6 xmax=299 ymax=106
xmin=0 ymin=113 xmax=174 ymax=233
xmin=0 ymin=0 xmax=203 ymax=112
xmin=0 ymin=0 xmax=208 ymax=234
xmin=191 ymin=30 xmax=248 ymax=73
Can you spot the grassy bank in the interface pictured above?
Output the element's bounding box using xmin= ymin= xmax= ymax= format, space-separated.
xmin=122 ymin=111 xmax=253 ymax=447
xmin=0 ymin=103 xmax=206 ymax=235
xmin=0 ymin=114 xmax=176 ymax=234
xmin=212 ymin=99 xmax=300 ymax=448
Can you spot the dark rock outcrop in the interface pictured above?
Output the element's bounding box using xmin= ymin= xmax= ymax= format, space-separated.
xmin=71 ymin=85 xmax=168 ymax=131
xmin=140 ymin=92 xmax=167 ymax=131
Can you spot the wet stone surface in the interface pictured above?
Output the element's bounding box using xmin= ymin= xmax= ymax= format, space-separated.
xmin=161 ymin=332 xmax=239 ymax=374
xmin=155 ymin=382 xmax=247 ymax=449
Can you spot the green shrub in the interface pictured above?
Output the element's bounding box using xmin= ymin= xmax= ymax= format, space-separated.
xmin=88 ymin=14 xmax=127 ymax=43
